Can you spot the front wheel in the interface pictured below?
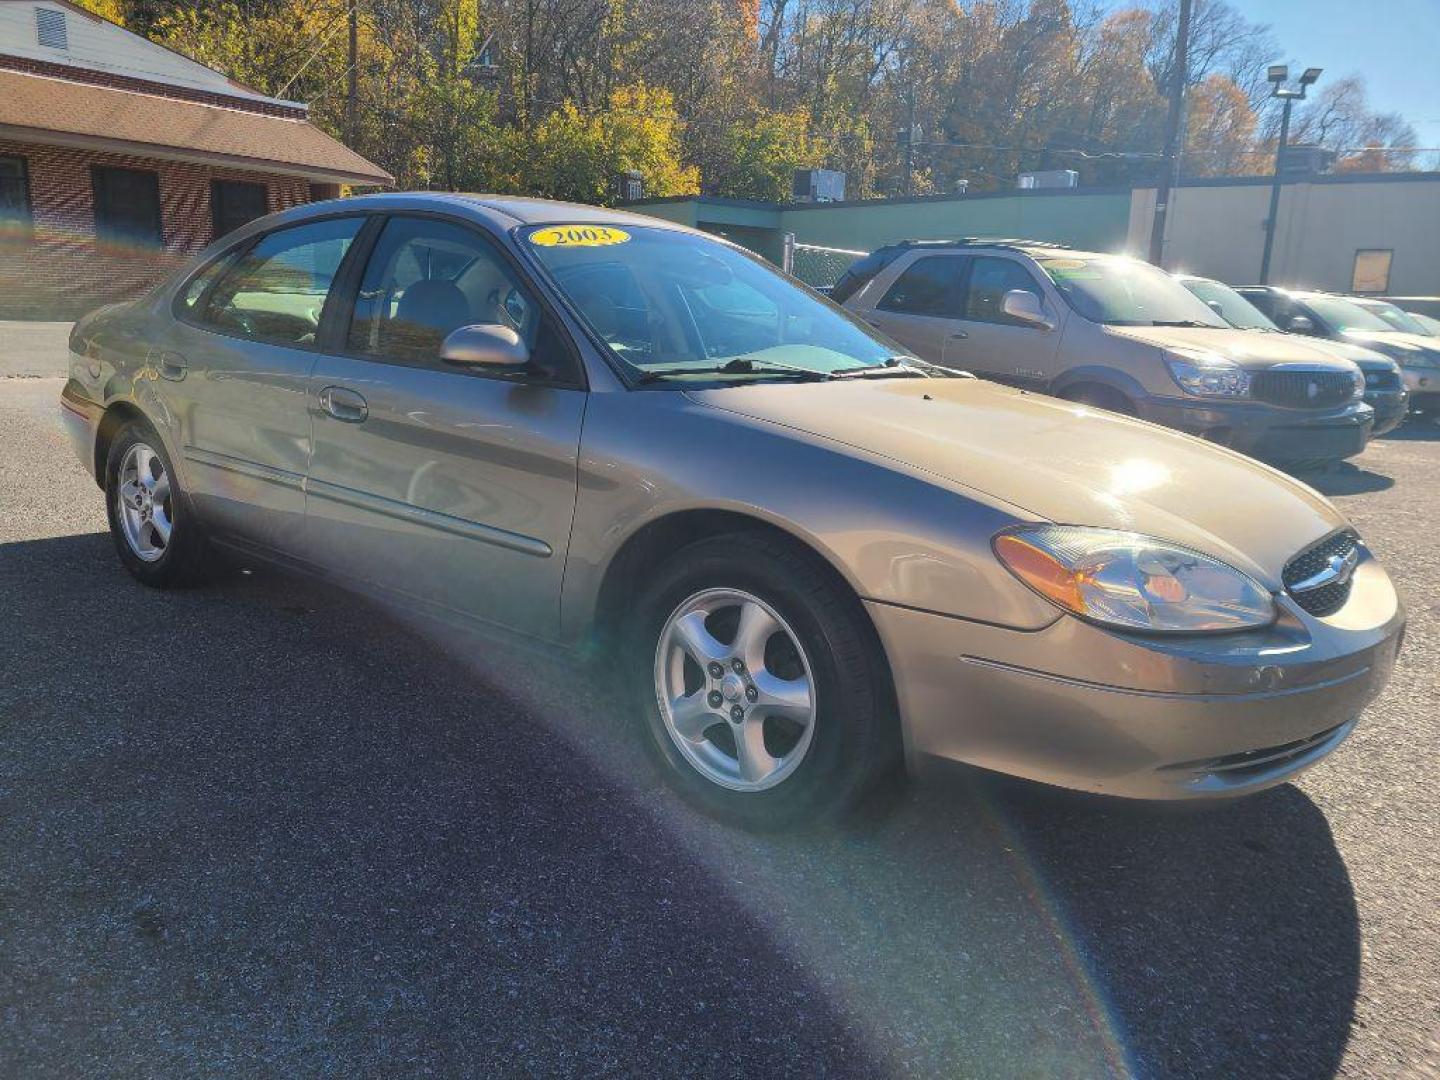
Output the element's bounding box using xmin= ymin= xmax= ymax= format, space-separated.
xmin=628 ymin=532 xmax=899 ymax=830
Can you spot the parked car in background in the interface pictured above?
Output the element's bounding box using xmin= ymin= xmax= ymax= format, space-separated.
xmin=1406 ymin=312 xmax=1440 ymax=337
xmin=1349 ymin=296 xmax=1439 ymax=338
xmin=59 ymin=195 xmax=1404 ymax=827
xmin=1238 ymin=286 xmax=1440 ymax=417
xmin=837 ymin=241 xmax=1371 ymax=469
xmin=1176 ymin=274 xmax=1407 ymax=436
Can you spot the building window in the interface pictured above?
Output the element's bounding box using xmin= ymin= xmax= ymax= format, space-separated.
xmin=1352 ymin=250 xmax=1393 ymax=295
xmin=92 ymin=166 xmax=162 ymax=248
xmin=0 ymin=155 xmax=31 ymax=241
xmin=212 ymin=180 xmax=268 ymax=241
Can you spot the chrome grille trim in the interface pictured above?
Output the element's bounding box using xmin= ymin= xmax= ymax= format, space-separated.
xmin=1283 ymin=532 xmax=1361 ymax=617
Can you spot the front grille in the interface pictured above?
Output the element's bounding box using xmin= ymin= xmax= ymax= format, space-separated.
xmin=1283 ymin=531 xmax=1361 ymax=617
xmin=1251 ymin=369 xmax=1355 ymax=409
xmin=1364 ymin=369 xmax=1402 ymax=392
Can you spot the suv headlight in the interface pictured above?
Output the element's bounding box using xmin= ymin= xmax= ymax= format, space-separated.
xmin=994 ymin=526 xmax=1276 ymax=633
xmin=1351 ymin=368 xmax=1366 ymax=399
xmin=1163 ymin=350 xmax=1250 ymax=398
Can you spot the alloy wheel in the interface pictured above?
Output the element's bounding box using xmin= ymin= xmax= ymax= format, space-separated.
xmin=116 ymin=442 xmax=173 ymax=563
xmin=654 ymin=588 xmax=817 ymax=792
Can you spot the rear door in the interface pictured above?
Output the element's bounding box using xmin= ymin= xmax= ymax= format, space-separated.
xmin=165 ymin=214 xmax=365 ymax=552
xmin=940 ymin=255 xmax=1063 ymax=388
xmin=303 ymin=214 xmax=587 ymax=640
xmin=850 ymin=253 xmax=966 ymax=365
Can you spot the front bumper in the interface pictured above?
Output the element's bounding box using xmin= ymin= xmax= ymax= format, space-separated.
xmin=1137 ymin=394 xmax=1372 ymax=463
xmin=1366 ymin=388 xmax=1409 ymax=436
xmin=1401 ymin=367 xmax=1440 ymax=411
xmin=868 ymin=554 xmax=1404 ymax=800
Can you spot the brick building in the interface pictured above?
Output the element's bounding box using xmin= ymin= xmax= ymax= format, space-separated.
xmin=0 ymin=0 xmax=391 ymax=318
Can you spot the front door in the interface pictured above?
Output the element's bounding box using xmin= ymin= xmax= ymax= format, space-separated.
xmin=941 ymin=255 xmax=1063 ymax=388
xmin=303 ymin=214 xmax=586 ymax=640
xmin=165 ymin=215 xmax=365 ymax=552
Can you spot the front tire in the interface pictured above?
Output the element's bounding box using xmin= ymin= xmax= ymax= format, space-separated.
xmin=1059 ymin=383 xmax=1137 ymax=416
xmin=627 ymin=532 xmax=898 ymax=830
xmin=104 ymin=420 xmax=215 ymax=587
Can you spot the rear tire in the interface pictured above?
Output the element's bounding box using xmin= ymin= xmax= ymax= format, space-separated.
xmin=627 ymin=532 xmax=899 ymax=830
xmin=104 ymin=420 xmax=216 ymax=588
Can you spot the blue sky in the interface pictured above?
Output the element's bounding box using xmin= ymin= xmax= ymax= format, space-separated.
xmin=1223 ymin=0 xmax=1440 ymax=149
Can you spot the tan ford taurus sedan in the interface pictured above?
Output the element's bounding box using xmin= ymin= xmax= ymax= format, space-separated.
xmin=59 ymin=194 xmax=1404 ymax=828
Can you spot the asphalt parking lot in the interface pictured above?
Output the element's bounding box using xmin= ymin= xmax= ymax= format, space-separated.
xmin=2 ymin=324 xmax=1437 ymax=1078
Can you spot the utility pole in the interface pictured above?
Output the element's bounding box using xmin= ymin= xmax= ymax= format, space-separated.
xmin=345 ymin=1 xmax=358 ymax=146
xmin=1148 ymin=0 xmax=1191 ymax=267
xmin=901 ymin=90 xmax=917 ymax=198
xmin=1259 ymin=66 xmax=1321 ymax=284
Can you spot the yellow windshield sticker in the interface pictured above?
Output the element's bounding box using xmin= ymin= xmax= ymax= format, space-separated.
xmin=530 ymin=225 xmax=631 ymax=248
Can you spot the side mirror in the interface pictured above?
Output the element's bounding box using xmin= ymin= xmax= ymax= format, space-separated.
xmin=1001 ymin=289 xmax=1053 ymax=329
xmin=440 ymin=323 xmax=530 ymax=369
xmin=1287 ymin=314 xmax=1315 ymax=334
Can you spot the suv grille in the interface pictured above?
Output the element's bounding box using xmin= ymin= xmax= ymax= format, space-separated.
xmin=1364 ymin=368 xmax=1401 ymax=392
xmin=1283 ymin=531 xmax=1361 ymax=617
xmin=1251 ymin=369 xmax=1355 ymax=409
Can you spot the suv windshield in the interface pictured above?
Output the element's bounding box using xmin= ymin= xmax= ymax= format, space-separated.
xmin=521 ymin=224 xmax=901 ymax=383
xmin=1037 ymin=254 xmax=1228 ymax=328
xmin=1179 ymin=278 xmax=1278 ymax=331
xmin=1300 ymin=295 xmax=1399 ymax=333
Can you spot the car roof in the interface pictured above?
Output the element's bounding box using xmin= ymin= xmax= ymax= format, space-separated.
xmin=269 ymin=191 xmax=696 ymax=232
xmin=881 ymin=238 xmax=1083 ymax=257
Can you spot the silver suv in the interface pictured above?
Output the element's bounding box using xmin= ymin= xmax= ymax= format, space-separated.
xmin=836 ymin=241 xmax=1372 ymax=467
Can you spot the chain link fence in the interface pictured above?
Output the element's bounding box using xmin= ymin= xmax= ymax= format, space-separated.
xmin=781 ymin=233 xmax=866 ymax=294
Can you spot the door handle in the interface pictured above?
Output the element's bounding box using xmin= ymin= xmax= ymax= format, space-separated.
xmin=319 ymin=385 xmax=368 ymax=423
xmin=949 ymin=330 xmax=969 ymax=340
xmin=158 ymin=351 xmax=188 ymax=381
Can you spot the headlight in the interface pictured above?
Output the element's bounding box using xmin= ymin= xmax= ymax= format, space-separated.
xmin=993 ymin=526 xmax=1275 ymax=633
xmin=1163 ymin=350 xmax=1250 ymax=398
xmin=1351 ymin=368 xmax=1366 ymax=399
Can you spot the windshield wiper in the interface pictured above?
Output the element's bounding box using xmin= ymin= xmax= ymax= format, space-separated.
xmin=634 ymin=357 xmax=833 ymax=384
xmin=1148 ymin=319 xmax=1217 ymax=329
xmin=831 ymin=355 xmax=942 ymax=379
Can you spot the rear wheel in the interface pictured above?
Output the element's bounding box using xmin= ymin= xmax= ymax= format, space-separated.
xmin=104 ymin=420 xmax=215 ymax=587
xmin=628 ymin=532 xmax=899 ymax=830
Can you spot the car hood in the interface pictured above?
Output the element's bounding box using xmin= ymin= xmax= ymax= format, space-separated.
xmin=1297 ymin=336 xmax=1395 ymax=370
xmin=1102 ymin=324 xmax=1357 ymax=370
xmin=688 ymin=378 xmax=1345 ymax=585
xmin=1340 ymin=330 xmax=1440 ymax=362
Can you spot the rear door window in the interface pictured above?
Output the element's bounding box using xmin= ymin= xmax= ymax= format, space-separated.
xmin=877 ymin=256 xmax=964 ymax=317
xmin=202 ymin=216 xmax=362 ymax=346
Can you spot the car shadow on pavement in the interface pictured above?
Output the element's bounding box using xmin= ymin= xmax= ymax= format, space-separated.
xmin=1297 ymin=461 xmax=1395 ymax=496
xmin=1378 ymin=419 xmax=1440 ymax=442
xmin=0 ymin=534 xmax=1361 ymax=1079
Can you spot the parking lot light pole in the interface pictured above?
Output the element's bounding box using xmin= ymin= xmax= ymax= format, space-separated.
xmin=1259 ymin=65 xmax=1321 ymax=285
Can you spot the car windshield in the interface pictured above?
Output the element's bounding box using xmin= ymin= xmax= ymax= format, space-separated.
xmin=1180 ymin=278 xmax=1278 ymax=331
xmin=520 ymin=223 xmax=902 ymax=383
xmin=1037 ymin=254 xmax=1228 ymax=328
xmin=1300 ymin=296 xmax=1399 ymax=333
xmin=1357 ymin=300 xmax=1429 ymax=335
